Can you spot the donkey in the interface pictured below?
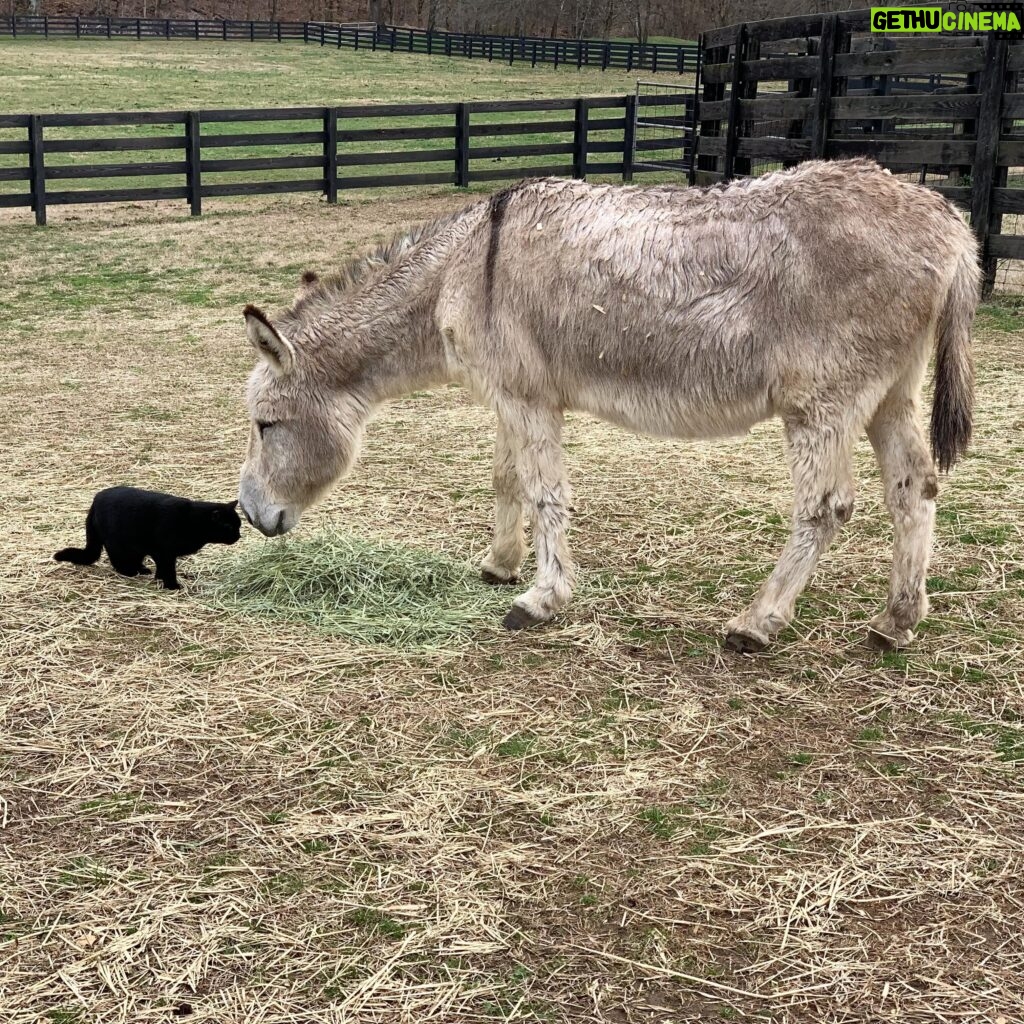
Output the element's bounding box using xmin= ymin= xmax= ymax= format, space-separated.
xmin=238 ymin=158 xmax=979 ymax=652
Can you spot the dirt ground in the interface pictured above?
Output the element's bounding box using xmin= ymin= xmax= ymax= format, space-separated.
xmin=1 ymin=190 xmax=1022 ymax=1023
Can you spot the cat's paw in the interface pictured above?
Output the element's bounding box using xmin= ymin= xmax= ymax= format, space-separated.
xmin=137 ymin=565 xmax=152 ymax=575
xmin=160 ymin=580 xmax=182 ymax=591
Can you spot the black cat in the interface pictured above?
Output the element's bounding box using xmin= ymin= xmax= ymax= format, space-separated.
xmin=54 ymin=487 xmax=242 ymax=590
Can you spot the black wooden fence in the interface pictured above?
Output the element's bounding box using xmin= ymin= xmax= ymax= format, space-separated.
xmin=0 ymin=15 xmax=699 ymax=73
xmin=697 ymin=8 xmax=1024 ymax=289
xmin=0 ymin=94 xmax=695 ymax=226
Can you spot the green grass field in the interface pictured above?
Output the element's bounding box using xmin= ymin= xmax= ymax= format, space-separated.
xmin=1 ymin=36 xmax=1022 ymax=1024
xmin=0 ymin=37 xmax=679 ymax=111
xmin=0 ymin=38 xmax=691 ymax=209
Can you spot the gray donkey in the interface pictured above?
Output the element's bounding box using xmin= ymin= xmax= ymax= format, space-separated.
xmin=238 ymin=158 xmax=979 ymax=652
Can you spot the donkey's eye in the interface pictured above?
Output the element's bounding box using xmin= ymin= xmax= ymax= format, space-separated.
xmin=257 ymin=420 xmax=275 ymax=437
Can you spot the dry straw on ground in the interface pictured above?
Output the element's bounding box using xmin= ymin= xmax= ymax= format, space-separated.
xmin=1 ymin=191 xmax=1022 ymax=1023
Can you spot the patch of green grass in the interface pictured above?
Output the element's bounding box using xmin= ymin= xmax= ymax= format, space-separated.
xmin=602 ymin=686 xmax=661 ymax=712
xmin=496 ymin=732 xmax=537 ymax=758
xmin=957 ymin=524 xmax=1013 ymax=546
xmin=56 ymin=857 xmax=111 ymax=890
xmin=205 ymin=533 xmax=510 ymax=649
xmin=265 ymin=871 xmax=306 ymax=897
xmin=79 ymin=791 xmax=155 ymax=819
xmin=857 ymin=727 xmax=885 ymax=743
xmin=880 ymin=651 xmax=909 ymax=672
xmin=347 ymin=907 xmax=406 ymax=939
xmin=946 ymin=714 xmax=1024 ymax=762
xmin=46 ymin=1010 xmax=84 ymax=1024
xmin=638 ymin=805 xmax=698 ymax=841
xmin=977 ymin=304 xmax=1024 ymax=333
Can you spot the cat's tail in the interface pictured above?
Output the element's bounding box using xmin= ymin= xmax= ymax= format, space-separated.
xmin=54 ymin=508 xmax=102 ymax=565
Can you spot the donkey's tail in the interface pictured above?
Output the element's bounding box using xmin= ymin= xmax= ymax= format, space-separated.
xmin=54 ymin=507 xmax=102 ymax=565
xmin=930 ymin=246 xmax=980 ymax=473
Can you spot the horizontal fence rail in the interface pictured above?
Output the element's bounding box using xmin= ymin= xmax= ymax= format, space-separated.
xmin=696 ymin=5 xmax=1024 ymax=290
xmin=0 ymin=15 xmax=698 ymax=72
xmin=0 ymin=94 xmax=695 ymax=224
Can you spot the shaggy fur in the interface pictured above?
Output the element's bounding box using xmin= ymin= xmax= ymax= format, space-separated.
xmin=55 ymin=487 xmax=242 ymax=590
xmin=238 ymin=159 xmax=979 ymax=650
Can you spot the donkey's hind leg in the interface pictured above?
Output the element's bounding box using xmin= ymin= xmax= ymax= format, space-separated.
xmin=481 ymin=422 xmax=526 ymax=585
xmin=725 ymin=418 xmax=857 ymax=653
xmin=865 ymin=390 xmax=937 ymax=650
xmin=499 ymin=404 xmax=575 ymax=629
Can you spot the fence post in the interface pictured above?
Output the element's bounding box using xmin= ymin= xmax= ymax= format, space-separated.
xmin=808 ymin=15 xmax=838 ymax=160
xmin=221 ymin=19 xmax=226 ymax=41
xmin=165 ymin=18 xmax=170 ymax=38
xmin=251 ymin=21 xmax=255 ymax=42
xmin=626 ymin=44 xmax=633 ymax=73
xmin=76 ymin=15 xmax=80 ymax=38
xmin=277 ymin=21 xmax=281 ymax=43
xmin=573 ymin=98 xmax=590 ymax=179
xmin=185 ymin=111 xmax=202 ymax=217
xmin=971 ymin=34 xmax=1009 ymax=296
xmin=107 ymin=16 xmax=112 ymax=38
xmin=390 ymin=27 xmax=396 ymax=51
xmin=324 ymin=108 xmax=338 ymax=203
xmin=722 ymin=24 xmax=747 ymax=181
xmin=623 ymin=93 xmax=637 ymax=183
xmin=193 ymin=19 xmax=198 ymax=40
xmin=455 ymin=103 xmax=470 ymax=187
xmin=28 ymin=115 xmax=46 ymax=227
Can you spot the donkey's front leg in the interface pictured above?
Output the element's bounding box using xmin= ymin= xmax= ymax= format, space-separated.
xmin=481 ymin=422 xmax=526 ymax=585
xmin=500 ymin=406 xmax=575 ymax=630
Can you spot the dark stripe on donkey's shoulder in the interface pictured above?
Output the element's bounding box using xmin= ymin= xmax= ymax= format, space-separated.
xmin=484 ymin=184 xmax=521 ymax=323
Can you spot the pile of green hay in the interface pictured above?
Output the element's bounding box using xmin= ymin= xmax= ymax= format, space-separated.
xmin=204 ymin=534 xmax=510 ymax=649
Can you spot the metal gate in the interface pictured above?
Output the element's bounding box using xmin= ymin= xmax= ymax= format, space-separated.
xmin=632 ymin=79 xmax=699 ymax=183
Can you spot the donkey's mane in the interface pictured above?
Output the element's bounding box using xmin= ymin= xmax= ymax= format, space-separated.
xmin=279 ymin=207 xmax=468 ymax=331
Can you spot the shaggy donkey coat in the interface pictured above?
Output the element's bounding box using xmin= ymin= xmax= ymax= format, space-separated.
xmin=238 ymin=159 xmax=979 ymax=651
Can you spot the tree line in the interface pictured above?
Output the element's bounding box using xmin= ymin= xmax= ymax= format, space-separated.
xmin=9 ymin=0 xmax=864 ymax=43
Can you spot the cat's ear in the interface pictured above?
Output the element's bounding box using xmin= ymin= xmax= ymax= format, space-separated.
xmin=244 ymin=305 xmax=295 ymax=375
xmin=228 ymin=499 xmax=239 ymax=510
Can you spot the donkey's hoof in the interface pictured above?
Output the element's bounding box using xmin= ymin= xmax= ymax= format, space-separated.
xmin=865 ymin=621 xmax=914 ymax=652
xmin=503 ymin=604 xmax=546 ymax=631
xmin=482 ymin=568 xmax=518 ymax=586
xmin=724 ymin=629 xmax=768 ymax=655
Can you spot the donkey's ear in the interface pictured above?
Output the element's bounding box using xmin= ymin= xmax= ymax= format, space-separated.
xmin=244 ymin=304 xmax=295 ymax=375
xmin=294 ymin=269 xmax=319 ymax=303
